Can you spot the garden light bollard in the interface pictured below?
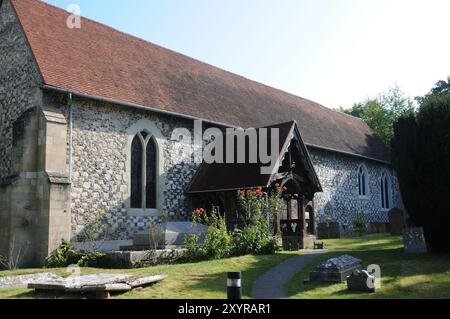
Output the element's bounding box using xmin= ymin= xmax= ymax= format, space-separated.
xmin=227 ymin=271 xmax=242 ymax=300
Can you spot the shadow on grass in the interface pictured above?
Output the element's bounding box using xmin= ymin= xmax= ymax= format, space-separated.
xmin=285 ymin=248 xmax=450 ymax=299
xmin=178 ymin=254 xmax=298 ymax=299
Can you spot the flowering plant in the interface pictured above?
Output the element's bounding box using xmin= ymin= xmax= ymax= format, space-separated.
xmin=192 ymin=208 xmax=207 ymax=224
xmin=237 ymin=183 xmax=287 ymax=225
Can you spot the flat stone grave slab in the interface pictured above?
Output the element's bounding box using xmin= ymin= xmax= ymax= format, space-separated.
xmin=310 ymin=255 xmax=363 ymax=283
xmin=0 ymin=273 xmax=62 ymax=290
xmin=403 ymin=227 xmax=427 ymax=254
xmin=28 ymin=274 xmax=167 ymax=299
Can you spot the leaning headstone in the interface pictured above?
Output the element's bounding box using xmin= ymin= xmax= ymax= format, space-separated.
xmin=310 ymin=255 xmax=363 ymax=283
xmin=347 ymin=270 xmax=375 ymax=293
xmin=388 ymin=208 xmax=406 ymax=235
xmin=403 ymin=227 xmax=427 ymax=254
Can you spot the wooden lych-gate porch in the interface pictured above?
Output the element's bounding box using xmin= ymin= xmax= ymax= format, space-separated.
xmin=186 ymin=121 xmax=323 ymax=250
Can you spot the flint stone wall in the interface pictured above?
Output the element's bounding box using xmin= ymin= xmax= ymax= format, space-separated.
xmin=69 ymin=98 xmax=202 ymax=241
xmin=309 ymin=148 xmax=403 ymax=234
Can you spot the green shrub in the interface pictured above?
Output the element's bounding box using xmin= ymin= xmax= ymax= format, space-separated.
xmin=183 ymin=207 xmax=232 ymax=262
xmin=77 ymin=252 xmax=107 ymax=268
xmin=203 ymin=215 xmax=232 ymax=259
xmin=46 ymin=241 xmax=106 ymax=268
xmin=45 ymin=240 xmax=74 ymax=268
xmin=352 ymin=216 xmax=367 ymax=236
xmin=232 ymin=222 xmax=280 ymax=256
xmin=183 ymin=233 xmax=204 ymax=262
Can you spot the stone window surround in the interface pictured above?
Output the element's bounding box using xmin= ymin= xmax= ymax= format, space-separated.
xmin=357 ymin=164 xmax=370 ymax=200
xmin=125 ymin=119 xmax=166 ymax=217
xmin=380 ymin=170 xmax=392 ymax=212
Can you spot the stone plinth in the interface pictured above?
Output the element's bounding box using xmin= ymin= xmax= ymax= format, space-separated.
xmin=310 ymin=255 xmax=363 ymax=283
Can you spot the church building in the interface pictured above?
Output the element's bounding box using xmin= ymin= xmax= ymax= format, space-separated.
xmin=0 ymin=0 xmax=403 ymax=266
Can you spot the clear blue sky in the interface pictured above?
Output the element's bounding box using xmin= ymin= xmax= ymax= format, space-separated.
xmin=44 ymin=0 xmax=450 ymax=109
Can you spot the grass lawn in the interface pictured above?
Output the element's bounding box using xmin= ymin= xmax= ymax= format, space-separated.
xmin=2 ymin=234 xmax=450 ymax=299
xmin=285 ymin=233 xmax=450 ymax=299
xmin=0 ymin=252 xmax=297 ymax=299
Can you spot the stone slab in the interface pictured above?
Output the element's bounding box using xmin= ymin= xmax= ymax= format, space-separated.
xmin=0 ymin=273 xmax=62 ymax=290
xmin=28 ymin=273 xmax=166 ymax=295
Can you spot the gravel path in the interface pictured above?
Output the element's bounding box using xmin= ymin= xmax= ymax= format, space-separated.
xmin=251 ymin=251 xmax=328 ymax=299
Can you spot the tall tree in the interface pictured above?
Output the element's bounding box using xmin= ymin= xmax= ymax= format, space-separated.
xmin=339 ymin=85 xmax=416 ymax=146
xmin=392 ymin=78 xmax=450 ymax=252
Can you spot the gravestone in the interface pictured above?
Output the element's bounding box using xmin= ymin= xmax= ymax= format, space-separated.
xmin=403 ymin=227 xmax=427 ymax=254
xmin=347 ymin=270 xmax=375 ymax=293
xmin=310 ymin=255 xmax=363 ymax=283
xmin=389 ymin=208 xmax=406 ymax=235
xmin=317 ymin=219 xmax=341 ymax=239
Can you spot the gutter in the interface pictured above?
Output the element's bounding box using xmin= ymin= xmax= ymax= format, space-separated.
xmin=306 ymin=143 xmax=392 ymax=166
xmin=42 ymin=85 xmax=240 ymax=130
xmin=42 ymin=84 xmax=392 ymax=166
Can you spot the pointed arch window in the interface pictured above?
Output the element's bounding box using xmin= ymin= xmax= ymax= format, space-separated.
xmin=358 ymin=164 xmax=369 ymax=198
xmin=131 ymin=131 xmax=158 ymax=209
xmin=381 ymin=171 xmax=392 ymax=210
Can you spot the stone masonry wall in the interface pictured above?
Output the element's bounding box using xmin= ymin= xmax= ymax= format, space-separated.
xmin=0 ymin=0 xmax=43 ymax=178
xmin=69 ymin=98 xmax=201 ymax=241
xmin=309 ymin=148 xmax=403 ymax=234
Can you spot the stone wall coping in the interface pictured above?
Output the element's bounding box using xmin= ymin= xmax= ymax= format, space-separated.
xmin=41 ymin=106 xmax=67 ymax=125
xmin=47 ymin=171 xmax=71 ymax=185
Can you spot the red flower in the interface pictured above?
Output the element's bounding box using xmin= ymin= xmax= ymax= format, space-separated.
xmin=275 ymin=183 xmax=280 ymax=188
xmin=283 ymin=186 xmax=288 ymax=191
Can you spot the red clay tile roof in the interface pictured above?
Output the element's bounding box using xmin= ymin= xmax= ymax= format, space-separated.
xmin=186 ymin=121 xmax=323 ymax=194
xmin=11 ymin=0 xmax=390 ymax=163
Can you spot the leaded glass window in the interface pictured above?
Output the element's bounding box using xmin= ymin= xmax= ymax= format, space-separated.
xmin=130 ymin=131 xmax=158 ymax=209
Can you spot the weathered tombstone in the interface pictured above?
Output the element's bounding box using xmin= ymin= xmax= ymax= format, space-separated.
xmin=310 ymin=255 xmax=363 ymax=283
xmin=403 ymin=227 xmax=427 ymax=254
xmin=389 ymin=208 xmax=407 ymax=235
xmin=317 ymin=219 xmax=341 ymax=239
xmin=347 ymin=270 xmax=375 ymax=293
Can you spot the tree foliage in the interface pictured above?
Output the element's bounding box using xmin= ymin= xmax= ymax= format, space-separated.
xmin=339 ymin=85 xmax=416 ymax=146
xmin=391 ymin=78 xmax=450 ymax=252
